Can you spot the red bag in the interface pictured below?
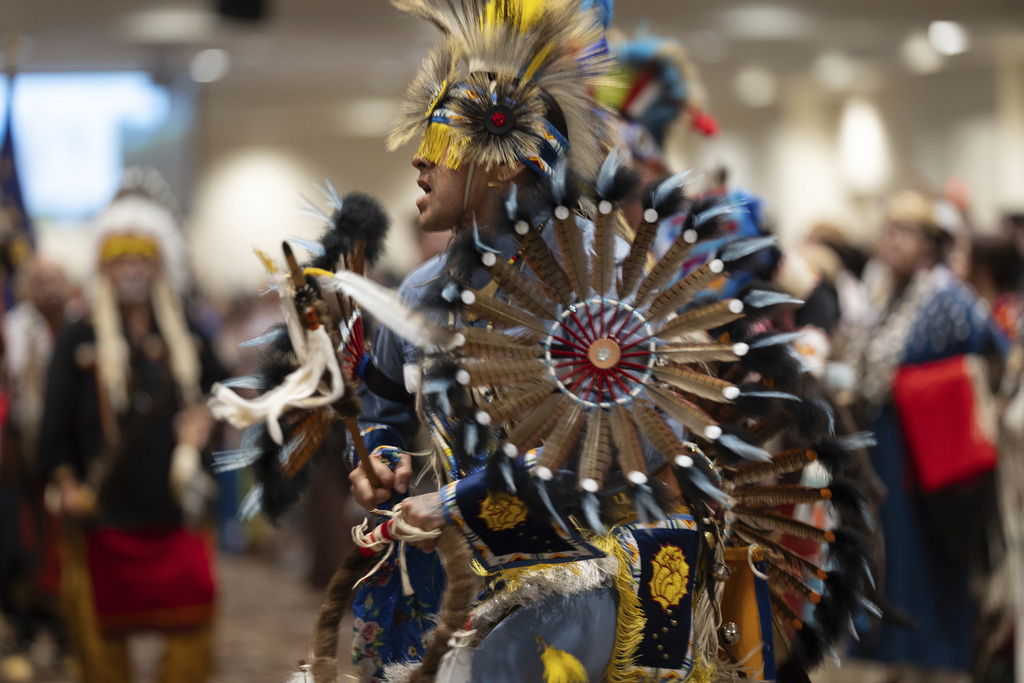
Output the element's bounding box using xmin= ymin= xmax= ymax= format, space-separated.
xmin=86 ymin=527 xmax=216 ymax=632
xmin=892 ymin=354 xmax=998 ymax=493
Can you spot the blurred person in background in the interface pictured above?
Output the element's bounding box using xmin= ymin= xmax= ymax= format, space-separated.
xmin=844 ymin=190 xmax=1008 ymax=682
xmin=37 ymin=172 xmax=225 ymax=683
xmin=0 ymin=258 xmax=72 ymax=681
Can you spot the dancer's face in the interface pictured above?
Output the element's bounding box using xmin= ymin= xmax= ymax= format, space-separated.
xmin=411 ymin=155 xmax=519 ymax=233
xmin=106 ymin=255 xmax=159 ymax=304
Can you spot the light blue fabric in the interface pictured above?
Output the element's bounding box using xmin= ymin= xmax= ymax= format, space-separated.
xmin=469 ymin=587 xmax=617 ymax=682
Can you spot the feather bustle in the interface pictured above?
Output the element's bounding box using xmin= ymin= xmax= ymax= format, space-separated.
xmin=618 ymin=220 xmax=658 ymax=297
xmin=727 ymin=448 xmax=816 ymax=487
xmin=465 ymin=291 xmax=548 ymax=336
xmin=554 ymin=213 xmax=590 ymax=298
xmin=579 ymin=407 xmax=615 ymax=487
xmin=653 ymin=365 xmax=737 ymax=403
xmin=657 ymin=299 xmax=746 ymax=339
xmin=733 ymin=509 xmax=835 ymax=545
xmin=516 ymin=226 xmax=574 ymax=307
xmin=537 ymin=402 xmax=586 ymax=473
xmin=483 ymin=380 xmax=553 ymax=424
xmin=633 ymin=237 xmax=695 ymax=308
xmin=507 ymin=392 xmax=573 ymax=452
xmin=485 ymin=256 xmax=559 ymax=319
xmin=646 ymin=261 xmax=724 ymax=321
xmin=457 ymin=326 xmax=540 ymax=361
xmin=646 ymin=384 xmax=720 ymax=440
xmin=462 ymin=357 xmax=548 ymax=387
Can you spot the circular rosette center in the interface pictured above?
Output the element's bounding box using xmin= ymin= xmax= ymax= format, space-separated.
xmin=543 ymin=297 xmax=656 ymax=408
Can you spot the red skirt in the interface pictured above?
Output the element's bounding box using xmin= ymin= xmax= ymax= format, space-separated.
xmin=85 ymin=527 xmax=216 ymax=633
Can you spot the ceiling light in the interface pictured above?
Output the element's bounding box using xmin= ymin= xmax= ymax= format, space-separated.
xmin=733 ymin=66 xmax=777 ymax=108
xmin=901 ymin=31 xmax=945 ymax=75
xmin=719 ymin=5 xmax=812 ymax=41
xmin=190 ymin=49 xmax=232 ymax=83
xmin=838 ymin=97 xmax=891 ymax=194
xmin=813 ymin=51 xmax=857 ymax=92
xmin=927 ymin=20 xmax=970 ymax=56
xmin=123 ymin=7 xmax=216 ymax=44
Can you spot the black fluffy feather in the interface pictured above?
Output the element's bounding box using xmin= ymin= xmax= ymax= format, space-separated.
xmin=310 ymin=191 xmax=391 ymax=271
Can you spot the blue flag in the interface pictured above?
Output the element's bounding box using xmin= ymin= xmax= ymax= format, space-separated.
xmin=1 ymin=75 xmax=34 ymax=307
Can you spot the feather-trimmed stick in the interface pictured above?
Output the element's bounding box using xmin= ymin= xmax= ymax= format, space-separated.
xmin=280 ymin=408 xmax=333 ymax=478
xmin=658 ymin=342 xmax=745 ymax=364
xmin=647 ymin=384 xmax=722 ymax=441
xmin=481 ymin=380 xmax=553 ymax=424
xmin=506 ymin=392 xmax=573 ymax=452
xmin=480 ymin=253 xmax=559 ymax=319
xmin=460 ymin=357 xmax=548 ymax=387
xmin=727 ymin=448 xmax=817 ymax=487
xmin=456 ymin=325 xmax=540 ymax=361
xmin=618 ymin=216 xmax=658 ymax=298
xmin=765 ymin=562 xmax=822 ymax=605
xmin=608 ymin=404 xmax=646 ymax=481
xmin=733 ymin=509 xmax=835 ymax=544
xmin=657 ymin=299 xmax=746 ymax=339
xmin=314 ymin=269 xmax=456 ymax=351
xmin=463 ymin=290 xmax=549 ymax=337
xmin=732 ymin=522 xmax=828 ymax=581
xmin=536 ymin=402 xmax=586 ymax=475
xmin=653 ymin=365 xmax=739 ymax=403
xmin=554 ymin=208 xmax=590 ymax=298
xmin=309 ymin=547 xmax=382 ymax=683
xmin=591 ymin=202 xmax=617 ymax=296
xmin=579 ymin=407 xmax=614 ymax=490
xmin=513 ymin=222 xmax=574 ymax=307
xmin=732 ymin=485 xmax=834 ymax=508
xmin=406 ymin=529 xmax=483 ymax=683
xmin=633 ymin=234 xmax=697 ymax=308
xmin=646 ymin=259 xmax=725 ymax=322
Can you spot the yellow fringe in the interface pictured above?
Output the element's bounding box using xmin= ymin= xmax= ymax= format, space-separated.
xmin=688 ymin=657 xmax=718 ymax=683
xmin=415 ymin=123 xmax=466 ymax=170
xmin=539 ymin=638 xmax=589 ymax=683
xmin=593 ymin=535 xmax=646 ymax=683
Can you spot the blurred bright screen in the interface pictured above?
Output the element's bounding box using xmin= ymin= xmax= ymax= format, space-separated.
xmin=0 ymin=72 xmax=170 ymax=219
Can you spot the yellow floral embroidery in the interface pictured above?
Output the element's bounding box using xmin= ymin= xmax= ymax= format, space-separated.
xmin=649 ymin=544 xmax=690 ymax=611
xmin=478 ymin=492 xmax=528 ymax=532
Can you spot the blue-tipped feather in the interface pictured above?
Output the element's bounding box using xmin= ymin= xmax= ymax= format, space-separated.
xmin=719 ymin=235 xmax=777 ymax=263
xmin=739 ymin=389 xmax=800 ymax=402
xmin=240 ymin=329 xmax=285 ymax=349
xmin=596 ymin=148 xmax=625 ymax=198
xmin=317 ymin=178 xmax=343 ymax=210
xmin=582 ymin=491 xmax=606 ymax=534
xmin=749 ymin=331 xmax=804 ymax=349
xmin=744 ymin=289 xmax=804 ymax=309
xmin=652 ymin=170 xmax=693 ymax=212
xmin=219 ymin=375 xmax=262 ymax=390
xmin=298 ymin=194 xmax=332 ymax=223
xmin=212 ymin=447 xmax=263 ymax=473
xmin=718 ymin=433 xmax=772 ymax=462
xmin=238 ymin=484 xmax=264 ymax=521
xmin=552 ymin=158 xmax=569 ymax=206
xmin=836 ymin=432 xmax=876 ymax=451
xmin=504 ymin=182 xmax=519 ymax=220
xmin=286 ymin=237 xmax=327 ymax=258
xmin=472 ymin=218 xmax=501 ymax=254
xmin=694 ymin=200 xmax=739 ymax=227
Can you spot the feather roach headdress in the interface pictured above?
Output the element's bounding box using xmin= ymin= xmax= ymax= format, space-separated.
xmin=387 ymin=0 xmax=612 ymax=179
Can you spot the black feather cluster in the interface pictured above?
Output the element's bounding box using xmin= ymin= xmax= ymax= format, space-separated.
xmin=310 ymin=191 xmax=391 ymax=272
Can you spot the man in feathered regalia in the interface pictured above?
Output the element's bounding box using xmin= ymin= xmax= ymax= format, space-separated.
xmin=211 ymin=2 xmax=879 ymax=681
